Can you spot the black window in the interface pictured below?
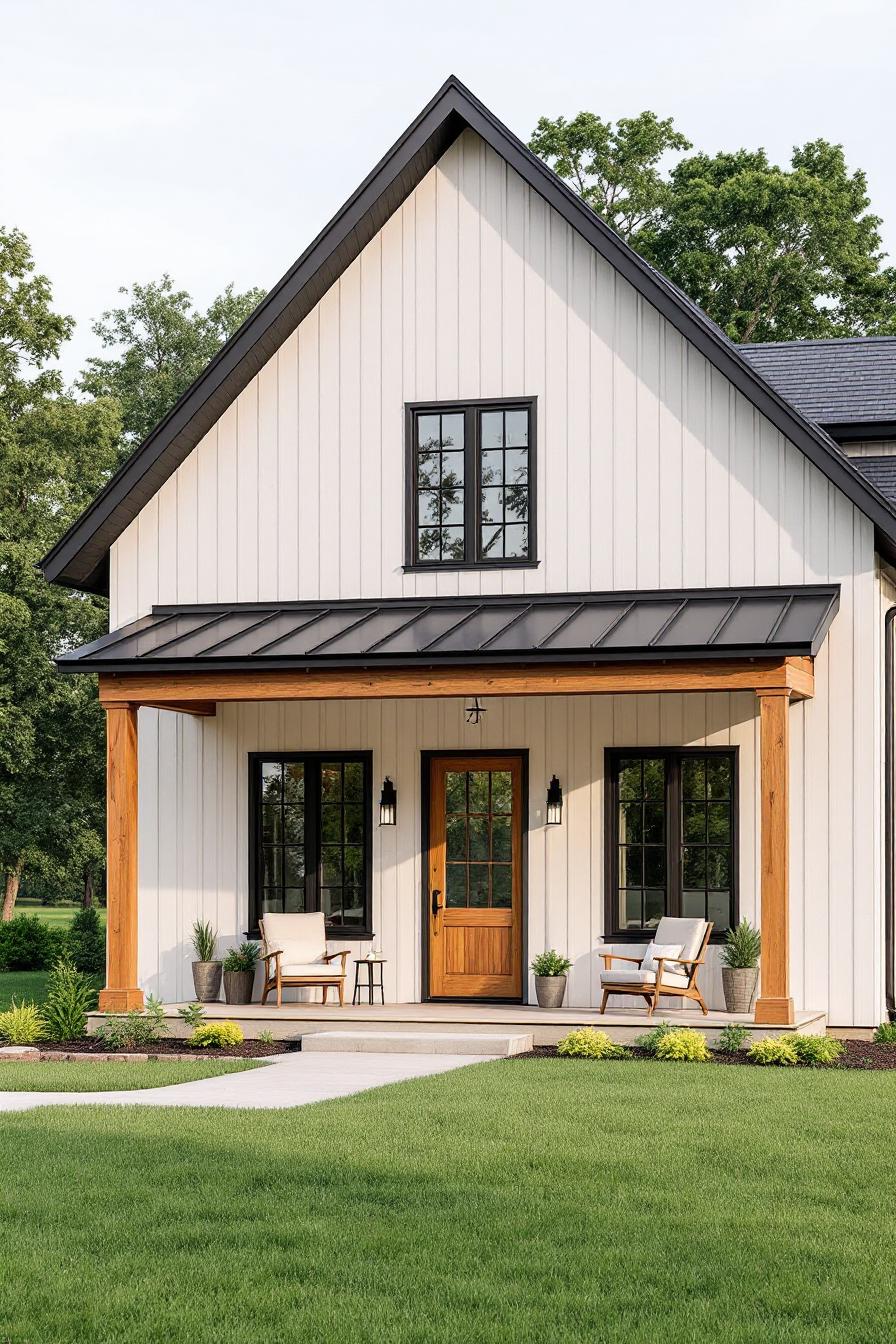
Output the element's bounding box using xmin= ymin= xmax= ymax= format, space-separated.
xmin=606 ymin=749 xmax=737 ymax=939
xmin=406 ymin=399 xmax=536 ymax=568
xmin=250 ymin=753 xmax=372 ymax=938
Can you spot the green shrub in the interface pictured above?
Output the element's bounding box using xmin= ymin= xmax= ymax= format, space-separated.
xmin=190 ymin=920 xmax=218 ymax=963
xmin=557 ymin=1028 xmax=627 ymax=1059
xmin=747 ymin=1035 xmax=799 ymax=1066
xmin=176 ymin=1002 xmax=206 ymax=1029
xmin=67 ymin=907 xmax=106 ymax=976
xmin=40 ymin=959 xmax=96 ymax=1041
xmin=790 ymin=1034 xmax=844 ymax=1066
xmin=530 ymin=949 xmax=572 ymax=977
xmin=873 ymin=1020 xmax=896 ymax=1044
xmin=716 ymin=1023 xmax=751 ymax=1054
xmin=0 ymin=1000 xmax=46 ymax=1045
xmin=0 ymin=915 xmax=54 ymax=971
xmin=257 ymin=1030 xmax=275 ymax=1045
xmin=655 ymin=1028 xmax=711 ymax=1062
xmin=95 ymin=994 xmax=169 ymax=1050
xmin=222 ymin=943 xmax=260 ymax=974
xmin=188 ymin=1021 xmax=244 ymax=1049
xmin=634 ymin=1020 xmax=677 ymax=1054
xmin=721 ymin=919 xmax=761 ymax=970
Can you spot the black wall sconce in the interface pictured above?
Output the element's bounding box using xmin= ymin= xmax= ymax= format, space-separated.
xmin=379 ymin=777 xmax=397 ymax=826
xmin=546 ymin=775 xmax=563 ymax=825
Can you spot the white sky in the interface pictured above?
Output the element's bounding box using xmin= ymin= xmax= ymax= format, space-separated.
xmin=5 ymin=0 xmax=896 ymax=381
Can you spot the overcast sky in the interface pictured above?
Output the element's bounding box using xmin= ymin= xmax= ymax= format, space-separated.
xmin=5 ymin=0 xmax=896 ymax=380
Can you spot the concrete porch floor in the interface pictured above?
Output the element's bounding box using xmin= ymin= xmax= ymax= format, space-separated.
xmin=91 ymin=1000 xmax=828 ymax=1047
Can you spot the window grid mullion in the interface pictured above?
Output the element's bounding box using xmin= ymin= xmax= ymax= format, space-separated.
xmin=466 ymin=407 xmax=477 ymax=562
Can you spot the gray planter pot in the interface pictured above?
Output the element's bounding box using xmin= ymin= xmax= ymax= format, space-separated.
xmin=534 ymin=975 xmax=567 ymax=1009
xmin=191 ymin=961 xmax=222 ymax=1003
xmin=721 ymin=966 xmax=759 ymax=1013
xmin=223 ymin=969 xmax=255 ymax=1006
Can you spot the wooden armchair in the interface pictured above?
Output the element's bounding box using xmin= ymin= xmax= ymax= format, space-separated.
xmin=259 ymin=912 xmax=349 ymax=1008
xmin=597 ymin=917 xmax=713 ymax=1016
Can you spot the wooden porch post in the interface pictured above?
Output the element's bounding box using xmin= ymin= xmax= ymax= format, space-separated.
xmin=98 ymin=703 xmax=143 ymax=1012
xmin=754 ymin=689 xmax=794 ymax=1025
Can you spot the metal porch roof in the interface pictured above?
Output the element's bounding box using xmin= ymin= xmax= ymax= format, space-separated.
xmin=57 ymin=587 xmax=840 ymax=675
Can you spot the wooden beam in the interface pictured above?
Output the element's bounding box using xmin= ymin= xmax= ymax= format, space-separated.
xmin=98 ymin=703 xmax=143 ymax=1013
xmin=754 ymin=689 xmax=794 ymax=1025
xmin=141 ymin=701 xmax=216 ymax=717
xmin=98 ymin=656 xmax=813 ymax=707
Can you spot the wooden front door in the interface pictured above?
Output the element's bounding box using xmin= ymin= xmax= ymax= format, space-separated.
xmin=427 ymin=754 xmax=524 ymax=1000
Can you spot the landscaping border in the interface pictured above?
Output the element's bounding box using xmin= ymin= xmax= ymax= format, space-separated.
xmin=511 ymin=1040 xmax=896 ymax=1071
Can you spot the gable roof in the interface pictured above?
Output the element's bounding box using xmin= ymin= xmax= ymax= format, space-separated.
xmin=741 ymin=337 xmax=896 ymax=439
xmin=40 ymin=76 xmax=896 ymax=592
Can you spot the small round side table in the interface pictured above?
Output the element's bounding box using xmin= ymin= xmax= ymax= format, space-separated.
xmin=353 ymin=957 xmax=387 ymax=1005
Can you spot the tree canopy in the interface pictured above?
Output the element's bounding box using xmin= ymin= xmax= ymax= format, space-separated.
xmin=530 ymin=114 xmax=896 ymax=341
xmin=79 ymin=276 xmax=265 ymax=451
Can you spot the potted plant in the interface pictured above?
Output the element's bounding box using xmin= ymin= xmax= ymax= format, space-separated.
xmin=222 ymin=942 xmax=260 ymax=1005
xmin=721 ymin=919 xmax=761 ymax=1012
xmin=531 ymin=949 xmax=572 ymax=1008
xmin=190 ymin=920 xmax=222 ymax=1002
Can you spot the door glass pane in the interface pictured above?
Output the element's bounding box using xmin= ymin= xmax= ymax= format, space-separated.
xmin=439 ymin=766 xmax=515 ymax=909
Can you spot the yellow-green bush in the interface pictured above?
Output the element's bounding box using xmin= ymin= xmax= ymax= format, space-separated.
xmin=557 ymin=1027 xmax=626 ymax=1059
xmin=0 ymin=1000 xmax=46 ymax=1046
xmin=790 ymin=1034 xmax=843 ymax=1066
xmin=873 ymin=1020 xmax=896 ymax=1044
xmin=654 ymin=1027 xmax=711 ymax=1062
xmin=188 ymin=1021 xmax=245 ymax=1050
xmin=747 ymin=1035 xmax=799 ymax=1066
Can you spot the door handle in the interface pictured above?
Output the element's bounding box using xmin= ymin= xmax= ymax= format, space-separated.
xmin=431 ymin=888 xmax=443 ymax=919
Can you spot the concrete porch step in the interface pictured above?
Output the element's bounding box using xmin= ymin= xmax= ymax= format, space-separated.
xmin=301 ymin=1030 xmax=533 ymax=1056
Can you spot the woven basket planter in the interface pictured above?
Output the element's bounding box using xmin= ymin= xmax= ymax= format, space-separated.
xmin=721 ymin=967 xmax=759 ymax=1013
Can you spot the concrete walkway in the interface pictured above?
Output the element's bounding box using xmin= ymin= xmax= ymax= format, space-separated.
xmin=0 ymin=1050 xmax=496 ymax=1112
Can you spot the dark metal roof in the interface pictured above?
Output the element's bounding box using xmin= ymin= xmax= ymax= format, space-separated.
xmin=853 ymin=456 xmax=896 ymax=506
xmin=740 ymin=337 xmax=896 ymax=435
xmin=57 ymin=587 xmax=840 ymax=674
xmin=39 ymin=80 xmax=896 ymax=593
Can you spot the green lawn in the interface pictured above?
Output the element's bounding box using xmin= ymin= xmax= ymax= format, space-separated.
xmin=1 ymin=1058 xmax=895 ymax=1342
xmin=0 ymin=970 xmax=50 ymax=1011
xmin=13 ymin=898 xmax=105 ymax=930
xmin=0 ymin=1060 xmax=258 ymax=1092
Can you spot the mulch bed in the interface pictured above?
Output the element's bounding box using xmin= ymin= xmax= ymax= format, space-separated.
xmin=513 ymin=1041 xmax=896 ymax=1070
xmin=34 ymin=1038 xmax=298 ymax=1059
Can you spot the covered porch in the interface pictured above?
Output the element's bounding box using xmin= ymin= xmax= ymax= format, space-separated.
xmin=58 ymin=587 xmax=840 ymax=1029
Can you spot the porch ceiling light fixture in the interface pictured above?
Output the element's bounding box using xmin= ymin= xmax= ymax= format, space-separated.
xmin=379 ymin=776 xmax=397 ymax=826
xmin=465 ymin=696 xmax=486 ymax=725
xmin=546 ymin=775 xmax=563 ymax=825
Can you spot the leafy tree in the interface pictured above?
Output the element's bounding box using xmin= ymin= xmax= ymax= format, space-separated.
xmin=529 ymin=115 xmax=896 ymax=340
xmin=0 ymin=228 xmax=120 ymax=919
xmin=79 ymin=275 xmax=265 ymax=450
xmin=528 ymin=111 xmax=691 ymax=241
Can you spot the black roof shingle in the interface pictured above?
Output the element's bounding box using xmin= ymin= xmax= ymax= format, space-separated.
xmin=740 ymin=337 xmax=896 ymax=430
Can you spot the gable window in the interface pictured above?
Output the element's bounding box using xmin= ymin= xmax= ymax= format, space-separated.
xmin=605 ymin=748 xmax=737 ymax=939
xmin=249 ymin=752 xmax=373 ymax=938
xmin=406 ymin=399 xmax=536 ymax=568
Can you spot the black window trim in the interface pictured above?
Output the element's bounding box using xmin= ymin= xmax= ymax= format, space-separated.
xmin=604 ymin=746 xmax=739 ymax=943
xmin=248 ymin=750 xmax=374 ymax=941
xmin=404 ymin=396 xmax=538 ymax=571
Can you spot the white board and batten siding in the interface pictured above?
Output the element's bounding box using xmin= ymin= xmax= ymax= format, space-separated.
xmin=114 ymin=128 xmax=886 ymax=1024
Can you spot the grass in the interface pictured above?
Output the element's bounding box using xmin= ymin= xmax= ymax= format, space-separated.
xmin=0 ymin=970 xmax=50 ymax=1011
xmin=13 ymin=898 xmax=105 ymax=930
xmin=0 ymin=1060 xmax=259 ymax=1092
xmin=1 ymin=1059 xmax=895 ymax=1342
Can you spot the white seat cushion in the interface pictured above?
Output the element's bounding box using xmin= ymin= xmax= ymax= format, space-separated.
xmin=601 ymin=967 xmax=691 ymax=990
xmin=261 ymin=912 xmax=327 ymax=964
xmin=641 ymin=942 xmax=683 ymax=973
xmin=279 ymin=962 xmax=345 ymax=979
xmin=654 ymin=917 xmax=707 ymax=968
